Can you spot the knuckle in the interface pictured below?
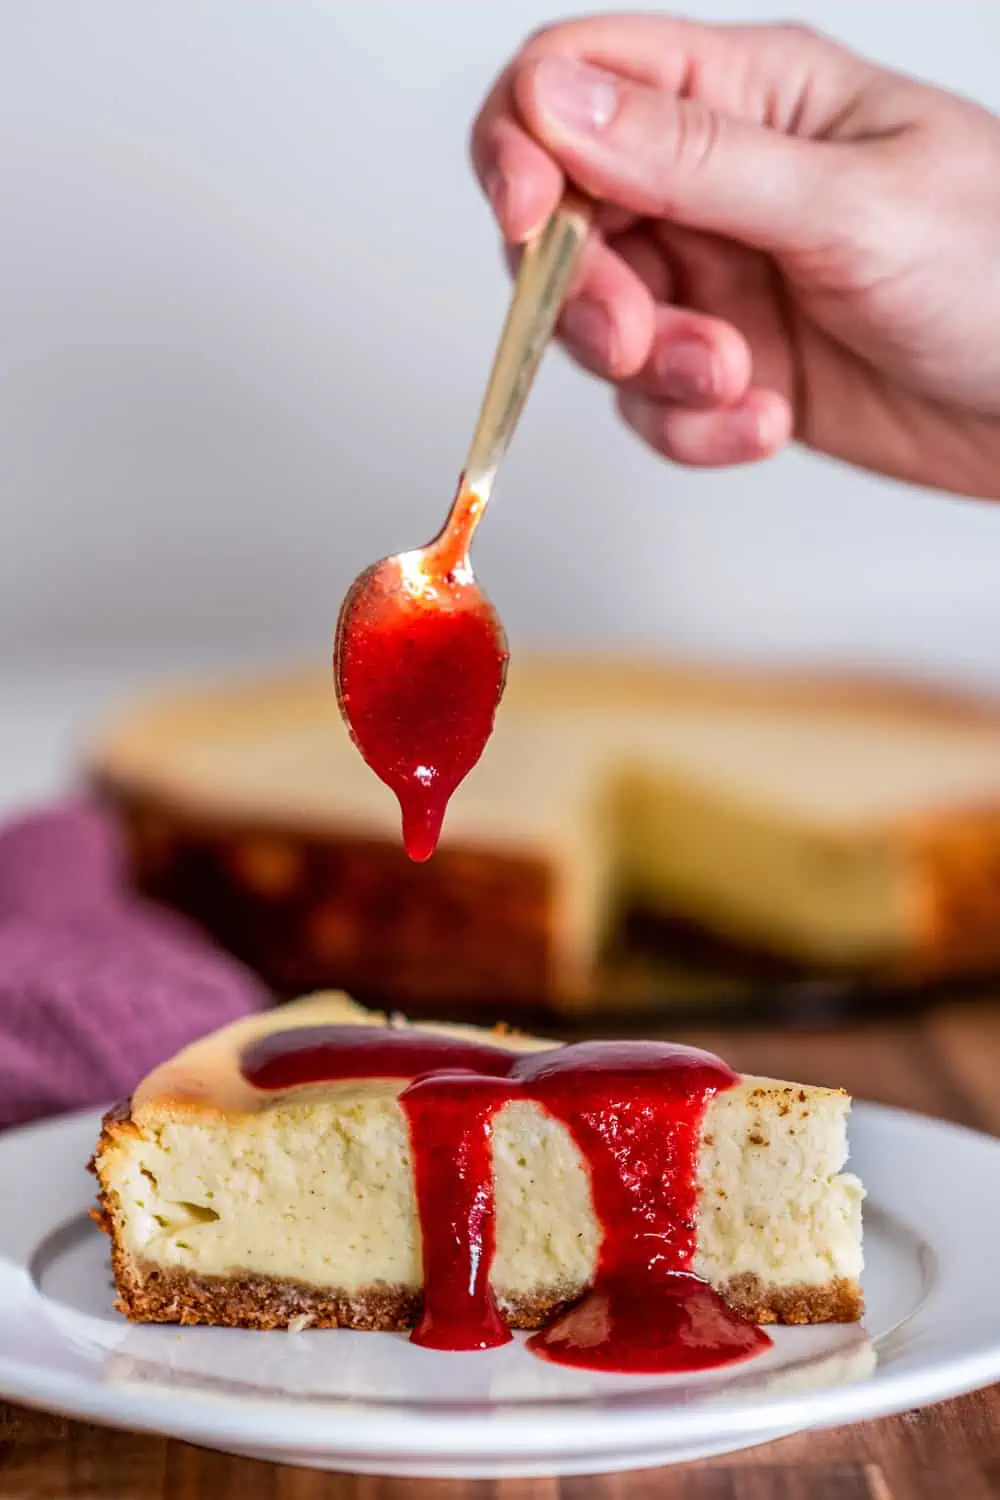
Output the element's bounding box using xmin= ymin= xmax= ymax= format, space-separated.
xmin=616 ymin=94 xmax=726 ymax=218
xmin=771 ymin=20 xmax=825 ymax=47
xmin=522 ymin=22 xmax=555 ymax=50
xmin=650 ymin=102 xmax=722 ymax=209
xmin=759 ymin=19 xmax=842 ymax=64
xmin=521 ymin=17 xmax=578 ymax=54
xmin=478 ymin=117 xmax=505 ymax=162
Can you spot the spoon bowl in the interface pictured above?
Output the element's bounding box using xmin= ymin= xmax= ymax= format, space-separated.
xmin=335 ymin=515 xmax=509 ymax=862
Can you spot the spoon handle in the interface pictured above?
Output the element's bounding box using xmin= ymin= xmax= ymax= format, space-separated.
xmin=461 ymin=192 xmax=592 ymax=510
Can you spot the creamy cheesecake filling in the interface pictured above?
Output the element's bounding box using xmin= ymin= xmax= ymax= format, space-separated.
xmin=618 ymin=765 xmax=915 ymax=966
xmin=102 ymin=1079 xmax=862 ymax=1299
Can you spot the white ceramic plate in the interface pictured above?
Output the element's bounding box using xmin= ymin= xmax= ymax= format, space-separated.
xmin=0 ymin=1102 xmax=997 ymax=1478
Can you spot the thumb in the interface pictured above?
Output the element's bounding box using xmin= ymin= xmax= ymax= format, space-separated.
xmin=514 ymin=55 xmax=850 ymax=255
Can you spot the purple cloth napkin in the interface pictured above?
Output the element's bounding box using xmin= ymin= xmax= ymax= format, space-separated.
xmin=0 ymin=803 xmax=269 ymax=1131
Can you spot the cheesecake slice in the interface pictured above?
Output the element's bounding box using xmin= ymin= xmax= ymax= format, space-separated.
xmin=91 ymin=656 xmax=1000 ymax=1011
xmin=93 ymin=993 xmax=864 ymax=1339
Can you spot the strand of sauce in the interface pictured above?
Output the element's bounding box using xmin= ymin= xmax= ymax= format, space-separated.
xmin=242 ymin=1025 xmax=772 ymax=1374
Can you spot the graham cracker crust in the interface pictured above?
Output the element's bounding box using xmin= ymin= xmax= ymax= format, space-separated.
xmin=103 ymin=1244 xmax=578 ymax=1332
xmin=718 ymin=1271 xmax=862 ymax=1326
xmin=103 ymin=1253 xmax=863 ymax=1332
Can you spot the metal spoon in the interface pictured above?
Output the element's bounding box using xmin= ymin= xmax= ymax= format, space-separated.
xmin=334 ymin=193 xmax=592 ymax=858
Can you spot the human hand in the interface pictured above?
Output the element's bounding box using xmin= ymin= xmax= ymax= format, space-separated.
xmin=471 ymin=16 xmax=1000 ymax=499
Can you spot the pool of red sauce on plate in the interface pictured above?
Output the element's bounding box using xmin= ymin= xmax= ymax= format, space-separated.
xmin=334 ymin=484 xmax=508 ymax=864
xmin=241 ymin=1026 xmax=772 ymax=1373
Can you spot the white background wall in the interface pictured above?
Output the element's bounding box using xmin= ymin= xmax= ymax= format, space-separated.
xmin=3 ymin=0 xmax=1000 ymax=690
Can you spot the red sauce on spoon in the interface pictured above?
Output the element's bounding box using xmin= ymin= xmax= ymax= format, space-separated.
xmin=241 ymin=1026 xmax=772 ymax=1373
xmin=334 ymin=485 xmax=508 ymax=862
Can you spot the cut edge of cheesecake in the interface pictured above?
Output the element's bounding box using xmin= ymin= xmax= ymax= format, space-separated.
xmin=92 ymin=994 xmax=865 ymax=1331
xmin=89 ymin=656 xmax=1000 ymax=1007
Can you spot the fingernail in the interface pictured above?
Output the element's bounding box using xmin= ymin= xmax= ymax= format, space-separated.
xmin=654 ymin=340 xmax=718 ymax=402
xmin=484 ymin=166 xmax=507 ymax=222
xmin=561 ymin=298 xmax=613 ymax=366
xmin=531 ymin=56 xmax=620 ymax=133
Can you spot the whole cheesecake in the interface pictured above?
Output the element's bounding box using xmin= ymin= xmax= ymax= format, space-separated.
xmin=92 ymin=993 xmax=864 ymax=1346
xmin=90 ymin=656 xmax=1000 ymax=1011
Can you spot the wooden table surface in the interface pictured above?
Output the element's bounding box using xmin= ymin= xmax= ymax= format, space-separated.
xmin=4 ymin=997 xmax=1000 ymax=1500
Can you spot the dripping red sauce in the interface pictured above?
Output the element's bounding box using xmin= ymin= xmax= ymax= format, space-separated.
xmin=334 ymin=484 xmax=508 ymax=863
xmin=241 ymin=1026 xmax=772 ymax=1373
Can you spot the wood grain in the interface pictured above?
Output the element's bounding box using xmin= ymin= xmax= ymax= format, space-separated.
xmin=3 ymin=998 xmax=999 ymax=1500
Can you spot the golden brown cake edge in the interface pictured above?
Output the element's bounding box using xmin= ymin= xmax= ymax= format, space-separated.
xmin=94 ymin=783 xmax=560 ymax=1007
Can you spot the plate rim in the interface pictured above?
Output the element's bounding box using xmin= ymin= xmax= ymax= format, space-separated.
xmin=1 ymin=1099 xmax=998 ymax=1462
